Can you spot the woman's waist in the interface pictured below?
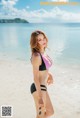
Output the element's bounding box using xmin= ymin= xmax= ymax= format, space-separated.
xmin=39 ymin=76 xmax=48 ymax=85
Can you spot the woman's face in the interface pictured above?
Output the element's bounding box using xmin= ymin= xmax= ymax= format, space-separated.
xmin=37 ymin=34 xmax=47 ymax=49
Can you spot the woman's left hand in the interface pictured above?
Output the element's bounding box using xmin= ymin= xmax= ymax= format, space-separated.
xmin=47 ymin=73 xmax=54 ymax=85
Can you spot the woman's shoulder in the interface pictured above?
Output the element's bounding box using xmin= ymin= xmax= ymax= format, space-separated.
xmin=33 ymin=52 xmax=40 ymax=57
xmin=32 ymin=52 xmax=41 ymax=60
xmin=31 ymin=52 xmax=41 ymax=65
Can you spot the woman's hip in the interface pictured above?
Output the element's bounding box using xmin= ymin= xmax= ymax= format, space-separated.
xmin=30 ymin=83 xmax=47 ymax=94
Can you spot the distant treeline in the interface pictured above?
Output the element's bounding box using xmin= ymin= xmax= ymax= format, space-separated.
xmin=0 ymin=18 xmax=29 ymax=23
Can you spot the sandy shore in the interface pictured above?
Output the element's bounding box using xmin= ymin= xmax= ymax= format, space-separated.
xmin=0 ymin=59 xmax=80 ymax=118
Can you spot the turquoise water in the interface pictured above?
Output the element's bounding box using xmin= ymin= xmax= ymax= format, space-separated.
xmin=0 ymin=23 xmax=80 ymax=66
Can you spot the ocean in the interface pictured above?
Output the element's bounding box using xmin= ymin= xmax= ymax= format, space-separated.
xmin=0 ymin=23 xmax=80 ymax=67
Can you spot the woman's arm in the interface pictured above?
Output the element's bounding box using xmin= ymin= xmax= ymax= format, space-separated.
xmin=32 ymin=53 xmax=42 ymax=99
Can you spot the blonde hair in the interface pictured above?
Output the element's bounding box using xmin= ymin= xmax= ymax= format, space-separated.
xmin=30 ymin=30 xmax=48 ymax=53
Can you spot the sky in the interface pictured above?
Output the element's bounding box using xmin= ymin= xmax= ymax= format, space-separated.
xmin=0 ymin=0 xmax=80 ymax=23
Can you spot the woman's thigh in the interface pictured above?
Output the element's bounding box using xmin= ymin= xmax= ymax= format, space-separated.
xmin=32 ymin=91 xmax=39 ymax=113
xmin=32 ymin=90 xmax=54 ymax=117
xmin=32 ymin=91 xmax=46 ymax=118
xmin=44 ymin=91 xmax=54 ymax=116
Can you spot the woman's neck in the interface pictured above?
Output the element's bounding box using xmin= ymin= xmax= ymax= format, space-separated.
xmin=40 ymin=48 xmax=45 ymax=54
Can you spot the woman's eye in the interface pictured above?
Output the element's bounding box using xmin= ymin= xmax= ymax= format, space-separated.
xmin=38 ymin=38 xmax=45 ymax=42
xmin=38 ymin=39 xmax=41 ymax=41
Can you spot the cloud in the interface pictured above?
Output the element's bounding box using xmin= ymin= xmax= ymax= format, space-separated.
xmin=58 ymin=0 xmax=69 ymax=2
xmin=0 ymin=0 xmax=18 ymax=14
xmin=0 ymin=1 xmax=80 ymax=23
xmin=29 ymin=7 xmax=80 ymax=23
xmin=0 ymin=0 xmax=18 ymax=6
xmin=49 ymin=0 xmax=58 ymax=1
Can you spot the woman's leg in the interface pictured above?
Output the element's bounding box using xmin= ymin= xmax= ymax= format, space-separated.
xmin=30 ymin=83 xmax=54 ymax=117
xmin=40 ymin=84 xmax=54 ymax=117
xmin=30 ymin=83 xmax=46 ymax=118
xmin=44 ymin=91 xmax=54 ymax=117
xmin=32 ymin=91 xmax=47 ymax=118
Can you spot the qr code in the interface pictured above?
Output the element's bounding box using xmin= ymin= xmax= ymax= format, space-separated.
xmin=1 ymin=105 xmax=13 ymax=117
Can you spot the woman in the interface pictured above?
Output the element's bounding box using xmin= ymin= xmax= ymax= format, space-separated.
xmin=30 ymin=30 xmax=54 ymax=118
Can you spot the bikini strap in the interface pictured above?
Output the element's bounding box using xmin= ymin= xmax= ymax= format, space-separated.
xmin=39 ymin=52 xmax=43 ymax=58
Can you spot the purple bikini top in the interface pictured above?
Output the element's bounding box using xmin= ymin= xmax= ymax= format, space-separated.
xmin=39 ymin=53 xmax=53 ymax=71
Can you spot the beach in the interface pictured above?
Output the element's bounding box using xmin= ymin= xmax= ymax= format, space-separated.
xmin=0 ymin=59 xmax=80 ymax=118
xmin=0 ymin=23 xmax=80 ymax=118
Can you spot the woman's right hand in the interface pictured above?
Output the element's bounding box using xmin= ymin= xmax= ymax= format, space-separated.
xmin=47 ymin=72 xmax=54 ymax=85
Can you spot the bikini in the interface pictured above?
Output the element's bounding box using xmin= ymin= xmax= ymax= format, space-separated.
xmin=30 ymin=52 xmax=53 ymax=94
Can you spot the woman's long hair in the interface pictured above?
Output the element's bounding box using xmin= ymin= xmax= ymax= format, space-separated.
xmin=30 ymin=30 xmax=48 ymax=54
